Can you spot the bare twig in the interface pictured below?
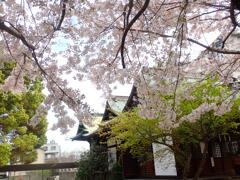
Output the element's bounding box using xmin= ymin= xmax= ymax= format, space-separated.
xmin=119 ymin=28 xmax=240 ymax=55
xmin=221 ymin=25 xmax=236 ymax=49
xmin=188 ymin=8 xmax=228 ymax=21
xmin=99 ymin=14 xmax=123 ymax=34
xmin=30 ymin=51 xmax=77 ymax=105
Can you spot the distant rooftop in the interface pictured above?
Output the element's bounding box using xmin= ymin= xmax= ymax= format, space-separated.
xmin=108 ymin=96 xmax=128 ymax=113
xmin=49 ymin=140 xmax=57 ymax=144
xmin=72 ymin=95 xmax=129 ymax=141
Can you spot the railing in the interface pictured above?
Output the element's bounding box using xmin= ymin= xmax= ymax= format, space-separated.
xmin=0 ymin=162 xmax=78 ymax=172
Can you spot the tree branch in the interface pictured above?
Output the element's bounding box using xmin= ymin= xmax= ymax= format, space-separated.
xmin=187 ymin=38 xmax=240 ymax=54
xmin=221 ymin=25 xmax=236 ymax=49
xmin=0 ymin=17 xmax=78 ymax=108
xmin=230 ymin=0 xmax=240 ymax=27
xmin=122 ymin=28 xmax=240 ymax=55
xmin=0 ymin=20 xmax=35 ymax=50
xmin=126 ymin=0 xmax=134 ymax=26
xmin=54 ymin=0 xmax=67 ymax=31
xmin=30 ymin=51 xmax=77 ymax=106
xmin=120 ymin=0 xmax=150 ymax=68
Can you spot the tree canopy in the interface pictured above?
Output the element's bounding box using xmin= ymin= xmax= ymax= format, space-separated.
xmin=0 ymin=62 xmax=47 ymax=166
xmin=1 ymin=1 xmax=240 ymax=131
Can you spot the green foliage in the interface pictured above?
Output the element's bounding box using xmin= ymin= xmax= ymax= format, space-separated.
xmin=29 ymin=115 xmax=48 ymax=148
xmin=76 ymin=144 xmax=108 ymax=180
xmin=19 ymin=150 xmax=38 ymax=164
xmin=0 ymin=143 xmax=11 ymax=166
xmin=109 ymin=163 xmax=123 ymax=180
xmin=0 ymin=62 xmax=16 ymax=84
xmin=174 ymin=99 xmax=240 ymax=150
xmin=174 ymin=78 xmax=240 ymax=145
xmin=109 ymin=108 xmax=161 ymax=159
xmin=108 ymin=77 xmax=240 ymax=171
xmin=12 ymin=133 xmax=38 ymax=151
xmin=177 ymin=77 xmax=230 ymax=119
xmin=0 ymin=63 xmax=47 ymax=166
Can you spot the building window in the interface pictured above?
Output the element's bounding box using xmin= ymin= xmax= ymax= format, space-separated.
xmin=210 ymin=38 xmax=224 ymax=59
xmin=212 ymin=142 xmax=222 ymax=158
xmin=215 ymin=39 xmax=223 ymax=48
xmin=231 ymin=141 xmax=239 ymax=154
xmin=223 ymin=141 xmax=230 ymax=154
xmin=51 ymin=154 xmax=56 ymax=158
xmin=108 ymin=147 xmax=117 ymax=170
xmin=51 ymin=146 xmax=56 ymax=151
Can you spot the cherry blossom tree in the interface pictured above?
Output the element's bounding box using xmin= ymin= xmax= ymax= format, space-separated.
xmin=1 ymin=0 xmax=240 ymax=132
xmin=108 ymin=78 xmax=240 ymax=179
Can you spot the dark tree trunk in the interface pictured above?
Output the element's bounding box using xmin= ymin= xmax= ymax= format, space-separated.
xmin=182 ymin=153 xmax=192 ymax=180
xmin=193 ymin=142 xmax=209 ymax=180
xmin=231 ymin=0 xmax=240 ymax=10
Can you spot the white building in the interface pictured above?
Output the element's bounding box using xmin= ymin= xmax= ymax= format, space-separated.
xmin=43 ymin=140 xmax=61 ymax=160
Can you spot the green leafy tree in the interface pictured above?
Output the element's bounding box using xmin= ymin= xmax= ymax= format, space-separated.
xmin=76 ymin=144 xmax=108 ymax=180
xmin=108 ymin=78 xmax=240 ymax=179
xmin=0 ymin=62 xmax=48 ymax=165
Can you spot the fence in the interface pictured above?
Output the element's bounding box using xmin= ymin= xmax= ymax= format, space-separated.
xmin=4 ymin=169 xmax=76 ymax=180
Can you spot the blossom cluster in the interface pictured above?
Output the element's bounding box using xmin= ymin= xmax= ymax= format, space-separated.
xmin=0 ymin=0 xmax=240 ymax=132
